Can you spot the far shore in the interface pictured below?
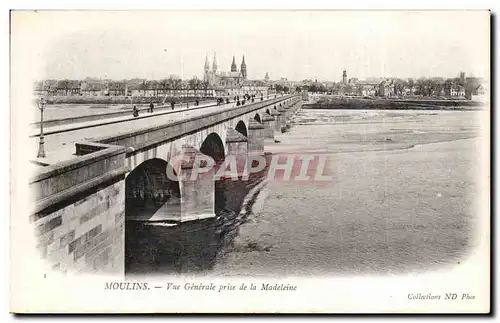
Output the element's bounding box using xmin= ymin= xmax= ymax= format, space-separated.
xmin=303 ymin=96 xmax=486 ymax=111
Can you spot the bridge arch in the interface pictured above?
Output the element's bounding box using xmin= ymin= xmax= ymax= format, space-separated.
xmin=254 ymin=113 xmax=262 ymax=124
xmin=125 ymin=158 xmax=180 ymax=220
xmin=235 ymin=120 xmax=248 ymax=137
xmin=200 ymin=132 xmax=225 ymax=163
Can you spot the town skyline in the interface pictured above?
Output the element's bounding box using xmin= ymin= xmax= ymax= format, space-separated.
xmin=32 ymin=70 xmax=485 ymax=83
xmin=15 ymin=11 xmax=489 ymax=83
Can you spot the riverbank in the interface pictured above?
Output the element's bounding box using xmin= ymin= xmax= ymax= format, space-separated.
xmin=42 ymin=95 xmax=214 ymax=105
xmin=303 ymin=96 xmax=484 ymax=110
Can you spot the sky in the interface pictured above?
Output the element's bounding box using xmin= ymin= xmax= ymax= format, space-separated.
xmin=12 ymin=10 xmax=490 ymax=82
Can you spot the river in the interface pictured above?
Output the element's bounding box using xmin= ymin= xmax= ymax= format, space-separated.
xmin=125 ymin=108 xmax=486 ymax=277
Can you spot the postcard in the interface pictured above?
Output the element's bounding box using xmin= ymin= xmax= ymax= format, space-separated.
xmin=9 ymin=10 xmax=490 ymax=313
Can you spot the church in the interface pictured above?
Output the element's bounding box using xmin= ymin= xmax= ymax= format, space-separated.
xmin=204 ymin=53 xmax=268 ymax=98
xmin=204 ymin=53 xmax=247 ymax=88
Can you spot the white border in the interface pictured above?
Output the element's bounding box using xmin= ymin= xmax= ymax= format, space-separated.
xmin=3 ymin=1 xmax=498 ymax=321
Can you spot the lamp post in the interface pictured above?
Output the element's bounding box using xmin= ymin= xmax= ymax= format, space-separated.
xmin=37 ymin=97 xmax=46 ymax=158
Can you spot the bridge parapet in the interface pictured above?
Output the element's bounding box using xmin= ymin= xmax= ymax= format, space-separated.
xmin=28 ymin=141 xmax=129 ymax=274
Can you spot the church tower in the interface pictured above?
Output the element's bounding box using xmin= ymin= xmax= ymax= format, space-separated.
xmin=265 ymin=72 xmax=269 ymax=82
xmin=204 ymin=54 xmax=210 ymax=83
xmin=342 ymin=69 xmax=347 ymax=84
xmin=231 ymin=55 xmax=237 ymax=72
xmin=240 ymin=55 xmax=247 ymax=79
xmin=204 ymin=54 xmax=210 ymax=73
xmin=212 ymin=52 xmax=218 ymax=72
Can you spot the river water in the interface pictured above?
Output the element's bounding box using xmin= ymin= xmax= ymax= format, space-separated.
xmin=125 ymin=108 xmax=486 ymax=277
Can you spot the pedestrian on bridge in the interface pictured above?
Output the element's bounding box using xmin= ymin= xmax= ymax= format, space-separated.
xmin=133 ymin=105 xmax=139 ymax=117
xmin=171 ymin=101 xmax=175 ymax=110
xmin=149 ymin=102 xmax=154 ymax=113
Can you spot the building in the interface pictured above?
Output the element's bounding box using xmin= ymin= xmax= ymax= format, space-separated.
xmin=80 ymin=81 xmax=104 ymax=96
xmin=203 ymin=53 xmax=270 ymax=98
xmin=471 ymin=84 xmax=488 ymax=102
xmin=301 ymin=89 xmax=309 ymax=101
xmin=342 ymin=70 xmax=347 ymax=84
xmin=360 ymin=84 xmax=378 ymax=97
xmin=443 ymin=84 xmax=465 ymax=97
xmin=378 ymin=80 xmax=395 ymax=97
xmin=402 ymin=85 xmax=416 ymax=96
xmin=204 ymin=53 xmax=246 ymax=89
xmin=241 ymin=80 xmax=268 ymax=97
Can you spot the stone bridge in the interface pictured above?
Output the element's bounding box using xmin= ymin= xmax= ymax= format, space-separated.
xmin=28 ymin=94 xmax=302 ymax=275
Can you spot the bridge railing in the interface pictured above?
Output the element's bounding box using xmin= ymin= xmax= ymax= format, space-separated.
xmin=29 ymin=142 xmax=129 ymax=214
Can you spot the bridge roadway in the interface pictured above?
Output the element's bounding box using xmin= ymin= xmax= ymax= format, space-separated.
xmin=29 ymin=98 xmax=272 ymax=166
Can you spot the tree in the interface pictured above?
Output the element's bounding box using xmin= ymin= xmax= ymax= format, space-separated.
xmin=150 ymin=80 xmax=159 ymax=96
xmin=56 ymin=79 xmax=70 ymax=95
xmin=159 ymin=78 xmax=170 ymax=95
xmin=416 ymin=79 xmax=430 ymax=96
xmin=108 ymin=81 xmax=127 ymax=96
xmin=202 ymin=80 xmax=210 ymax=96
xmin=394 ymin=82 xmax=405 ymax=96
xmin=166 ymin=75 xmax=182 ymax=95
xmin=431 ymin=82 xmax=443 ymax=97
xmin=188 ymin=77 xmax=202 ymax=95
xmin=407 ymin=79 xmax=415 ymax=95
xmin=140 ymin=81 xmax=147 ymax=96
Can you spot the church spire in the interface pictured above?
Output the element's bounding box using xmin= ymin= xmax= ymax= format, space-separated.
xmin=240 ymin=55 xmax=247 ymax=79
xmin=212 ymin=52 xmax=218 ymax=71
xmin=231 ymin=55 xmax=237 ymax=72
xmin=204 ymin=54 xmax=210 ymax=71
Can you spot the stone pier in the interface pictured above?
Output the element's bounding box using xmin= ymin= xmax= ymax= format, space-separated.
xmin=271 ymin=109 xmax=283 ymax=133
xmin=179 ymin=146 xmax=215 ymax=222
xmin=277 ymin=105 xmax=288 ymax=132
xmin=247 ymin=119 xmax=265 ymax=154
xmin=225 ymin=128 xmax=248 ymax=175
xmin=261 ymin=114 xmax=276 ymax=140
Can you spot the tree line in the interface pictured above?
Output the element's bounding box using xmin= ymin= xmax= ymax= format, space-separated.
xmin=35 ymin=76 xmax=212 ymax=96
